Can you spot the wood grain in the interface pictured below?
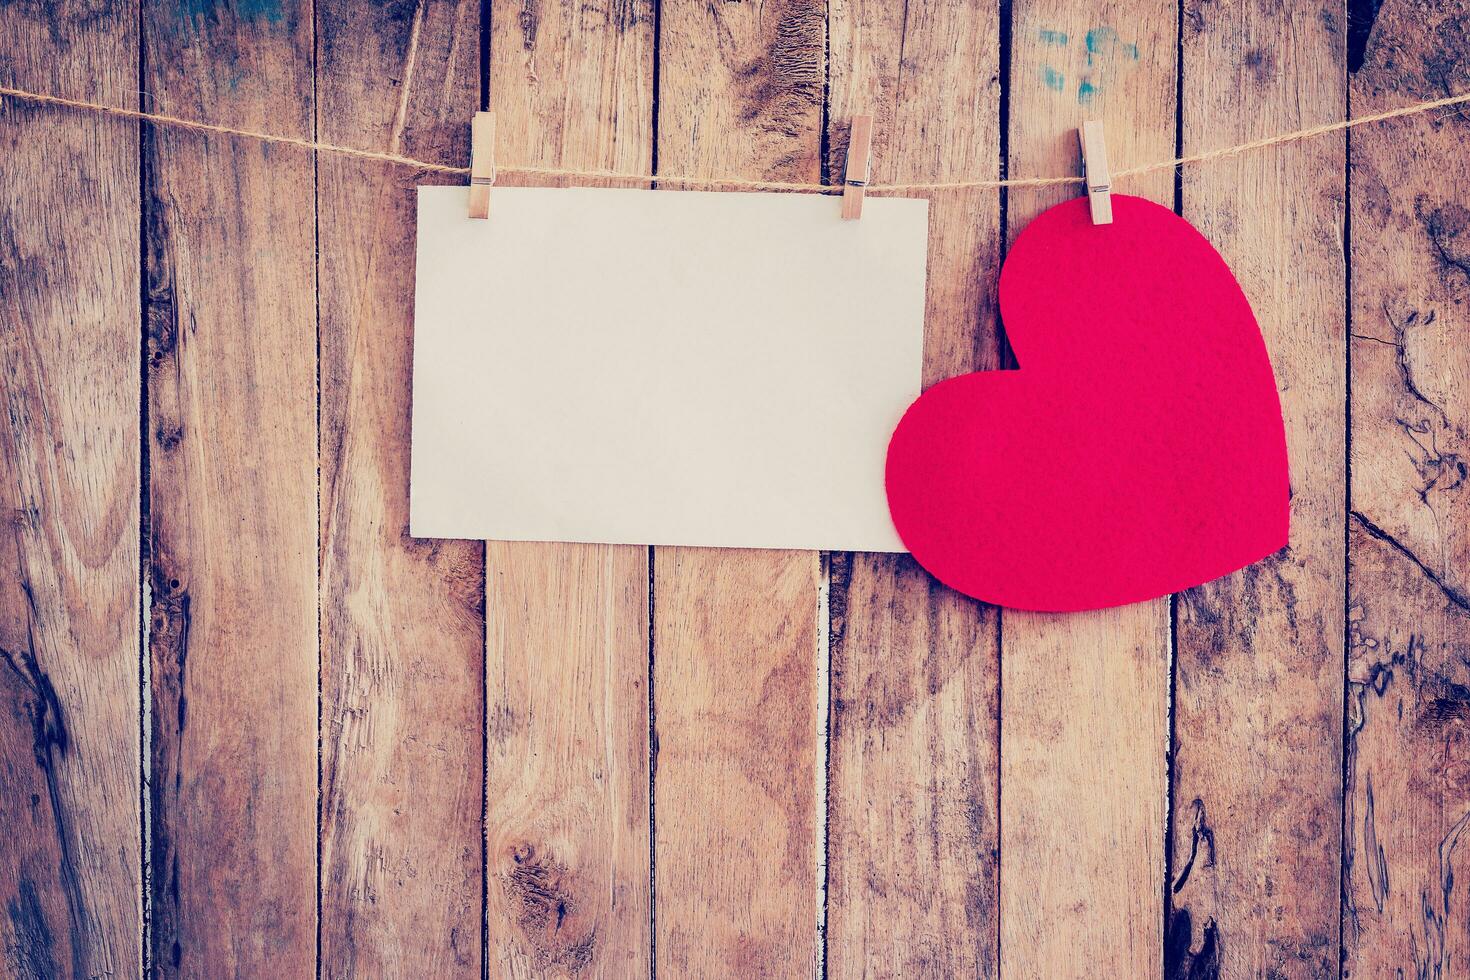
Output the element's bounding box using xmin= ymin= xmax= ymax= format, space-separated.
xmin=484 ymin=0 xmax=655 ymax=974
xmin=1169 ymin=0 xmax=1347 ymax=975
xmin=0 ymin=4 xmax=141 ymax=977
xmin=316 ymin=1 xmax=484 ymax=975
xmin=485 ymin=543 xmax=650 ymax=977
xmin=6 ymin=5 xmax=1469 ymax=975
xmin=143 ymin=0 xmax=318 ymax=972
xmin=824 ymin=2 xmax=1003 ymax=975
xmin=1342 ymin=0 xmax=1470 ymax=975
xmin=651 ymin=548 xmax=820 ymax=976
xmin=998 ymin=4 xmax=1176 ymax=976
xmin=652 ymin=4 xmax=825 ymax=974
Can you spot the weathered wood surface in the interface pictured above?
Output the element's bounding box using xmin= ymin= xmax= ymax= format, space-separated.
xmin=824 ymin=1 xmax=1003 ymax=975
xmin=484 ymin=0 xmax=654 ymax=975
xmin=143 ymin=0 xmax=318 ymax=972
xmin=0 ymin=4 xmax=141 ymax=978
xmin=1169 ymin=0 xmax=1348 ymax=976
xmin=999 ymin=5 xmax=1176 ymax=977
xmin=316 ymin=1 xmax=485 ymax=975
xmin=485 ymin=543 xmax=651 ymax=977
xmin=1343 ymin=0 xmax=1470 ymax=977
xmin=651 ymin=2 xmax=824 ymax=976
xmin=5 ymin=1 xmax=1470 ymax=977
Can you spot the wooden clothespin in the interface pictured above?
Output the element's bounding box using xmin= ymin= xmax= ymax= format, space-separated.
xmin=842 ymin=114 xmax=874 ymax=220
xmin=1078 ymin=120 xmax=1112 ymax=225
xmin=469 ymin=111 xmax=496 ymax=219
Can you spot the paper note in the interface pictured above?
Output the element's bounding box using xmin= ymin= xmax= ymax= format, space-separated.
xmin=410 ymin=185 xmax=929 ymax=552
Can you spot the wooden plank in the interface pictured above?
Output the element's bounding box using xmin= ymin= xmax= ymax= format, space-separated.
xmin=652 ymin=5 xmax=825 ymax=974
xmin=1168 ymin=0 xmax=1346 ymax=975
xmin=483 ymin=1 xmax=654 ymax=975
xmin=652 ymin=549 xmax=820 ymax=976
xmin=824 ymin=3 xmax=1003 ymax=975
xmin=315 ymin=2 xmax=484 ymax=975
xmin=143 ymin=0 xmax=318 ymax=972
xmin=485 ymin=543 xmax=650 ymax=976
xmin=1342 ymin=0 xmax=1470 ymax=975
xmin=998 ymin=7 xmax=1176 ymax=976
xmin=0 ymin=5 xmax=141 ymax=977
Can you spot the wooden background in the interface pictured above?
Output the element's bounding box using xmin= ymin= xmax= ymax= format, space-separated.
xmin=1 ymin=0 xmax=1467 ymax=976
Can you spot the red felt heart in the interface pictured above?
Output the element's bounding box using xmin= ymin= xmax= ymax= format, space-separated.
xmin=885 ymin=195 xmax=1289 ymax=611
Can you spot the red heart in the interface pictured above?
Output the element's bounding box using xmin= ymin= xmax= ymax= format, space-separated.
xmin=885 ymin=195 xmax=1289 ymax=611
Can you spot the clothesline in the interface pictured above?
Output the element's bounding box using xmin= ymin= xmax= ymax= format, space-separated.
xmin=2 ymin=84 xmax=1467 ymax=193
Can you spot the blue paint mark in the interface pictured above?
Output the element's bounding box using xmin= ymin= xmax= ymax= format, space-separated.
xmin=1066 ymin=27 xmax=1141 ymax=103
xmin=1083 ymin=27 xmax=1141 ymax=66
xmin=1083 ymin=27 xmax=1111 ymax=67
xmin=242 ymin=0 xmax=282 ymax=21
xmin=176 ymin=0 xmax=285 ymax=29
xmin=1084 ymin=28 xmax=1114 ymax=53
xmin=238 ymin=0 xmax=284 ymax=20
xmin=1039 ymin=29 xmax=1069 ymax=46
xmin=1042 ymin=67 xmax=1066 ymax=92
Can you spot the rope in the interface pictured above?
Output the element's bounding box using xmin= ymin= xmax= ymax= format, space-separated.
xmin=2 ymin=83 xmax=1467 ymax=194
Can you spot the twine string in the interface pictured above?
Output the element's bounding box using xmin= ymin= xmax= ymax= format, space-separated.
xmin=2 ymin=83 xmax=1468 ymax=193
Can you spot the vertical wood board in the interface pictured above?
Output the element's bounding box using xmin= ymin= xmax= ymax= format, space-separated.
xmin=999 ymin=3 xmax=1177 ymax=976
xmin=143 ymin=0 xmax=319 ymax=972
xmin=1169 ymin=0 xmax=1347 ymax=975
xmin=484 ymin=0 xmax=656 ymax=974
xmin=1342 ymin=0 xmax=1470 ymax=976
xmin=652 ymin=3 xmax=827 ymax=974
xmin=316 ymin=0 xmax=486 ymax=975
xmin=825 ymin=0 xmax=1004 ymax=975
xmin=0 ymin=3 xmax=142 ymax=977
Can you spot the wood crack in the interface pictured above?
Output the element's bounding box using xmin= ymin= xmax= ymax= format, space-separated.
xmin=1351 ymin=510 xmax=1469 ymax=611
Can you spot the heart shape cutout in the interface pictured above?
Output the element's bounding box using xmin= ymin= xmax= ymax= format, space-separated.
xmin=885 ymin=195 xmax=1289 ymax=611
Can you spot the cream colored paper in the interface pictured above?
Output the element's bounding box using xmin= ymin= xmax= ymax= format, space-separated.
xmin=410 ymin=185 xmax=928 ymax=552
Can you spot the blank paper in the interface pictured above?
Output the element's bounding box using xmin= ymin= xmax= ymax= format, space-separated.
xmin=410 ymin=185 xmax=928 ymax=552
